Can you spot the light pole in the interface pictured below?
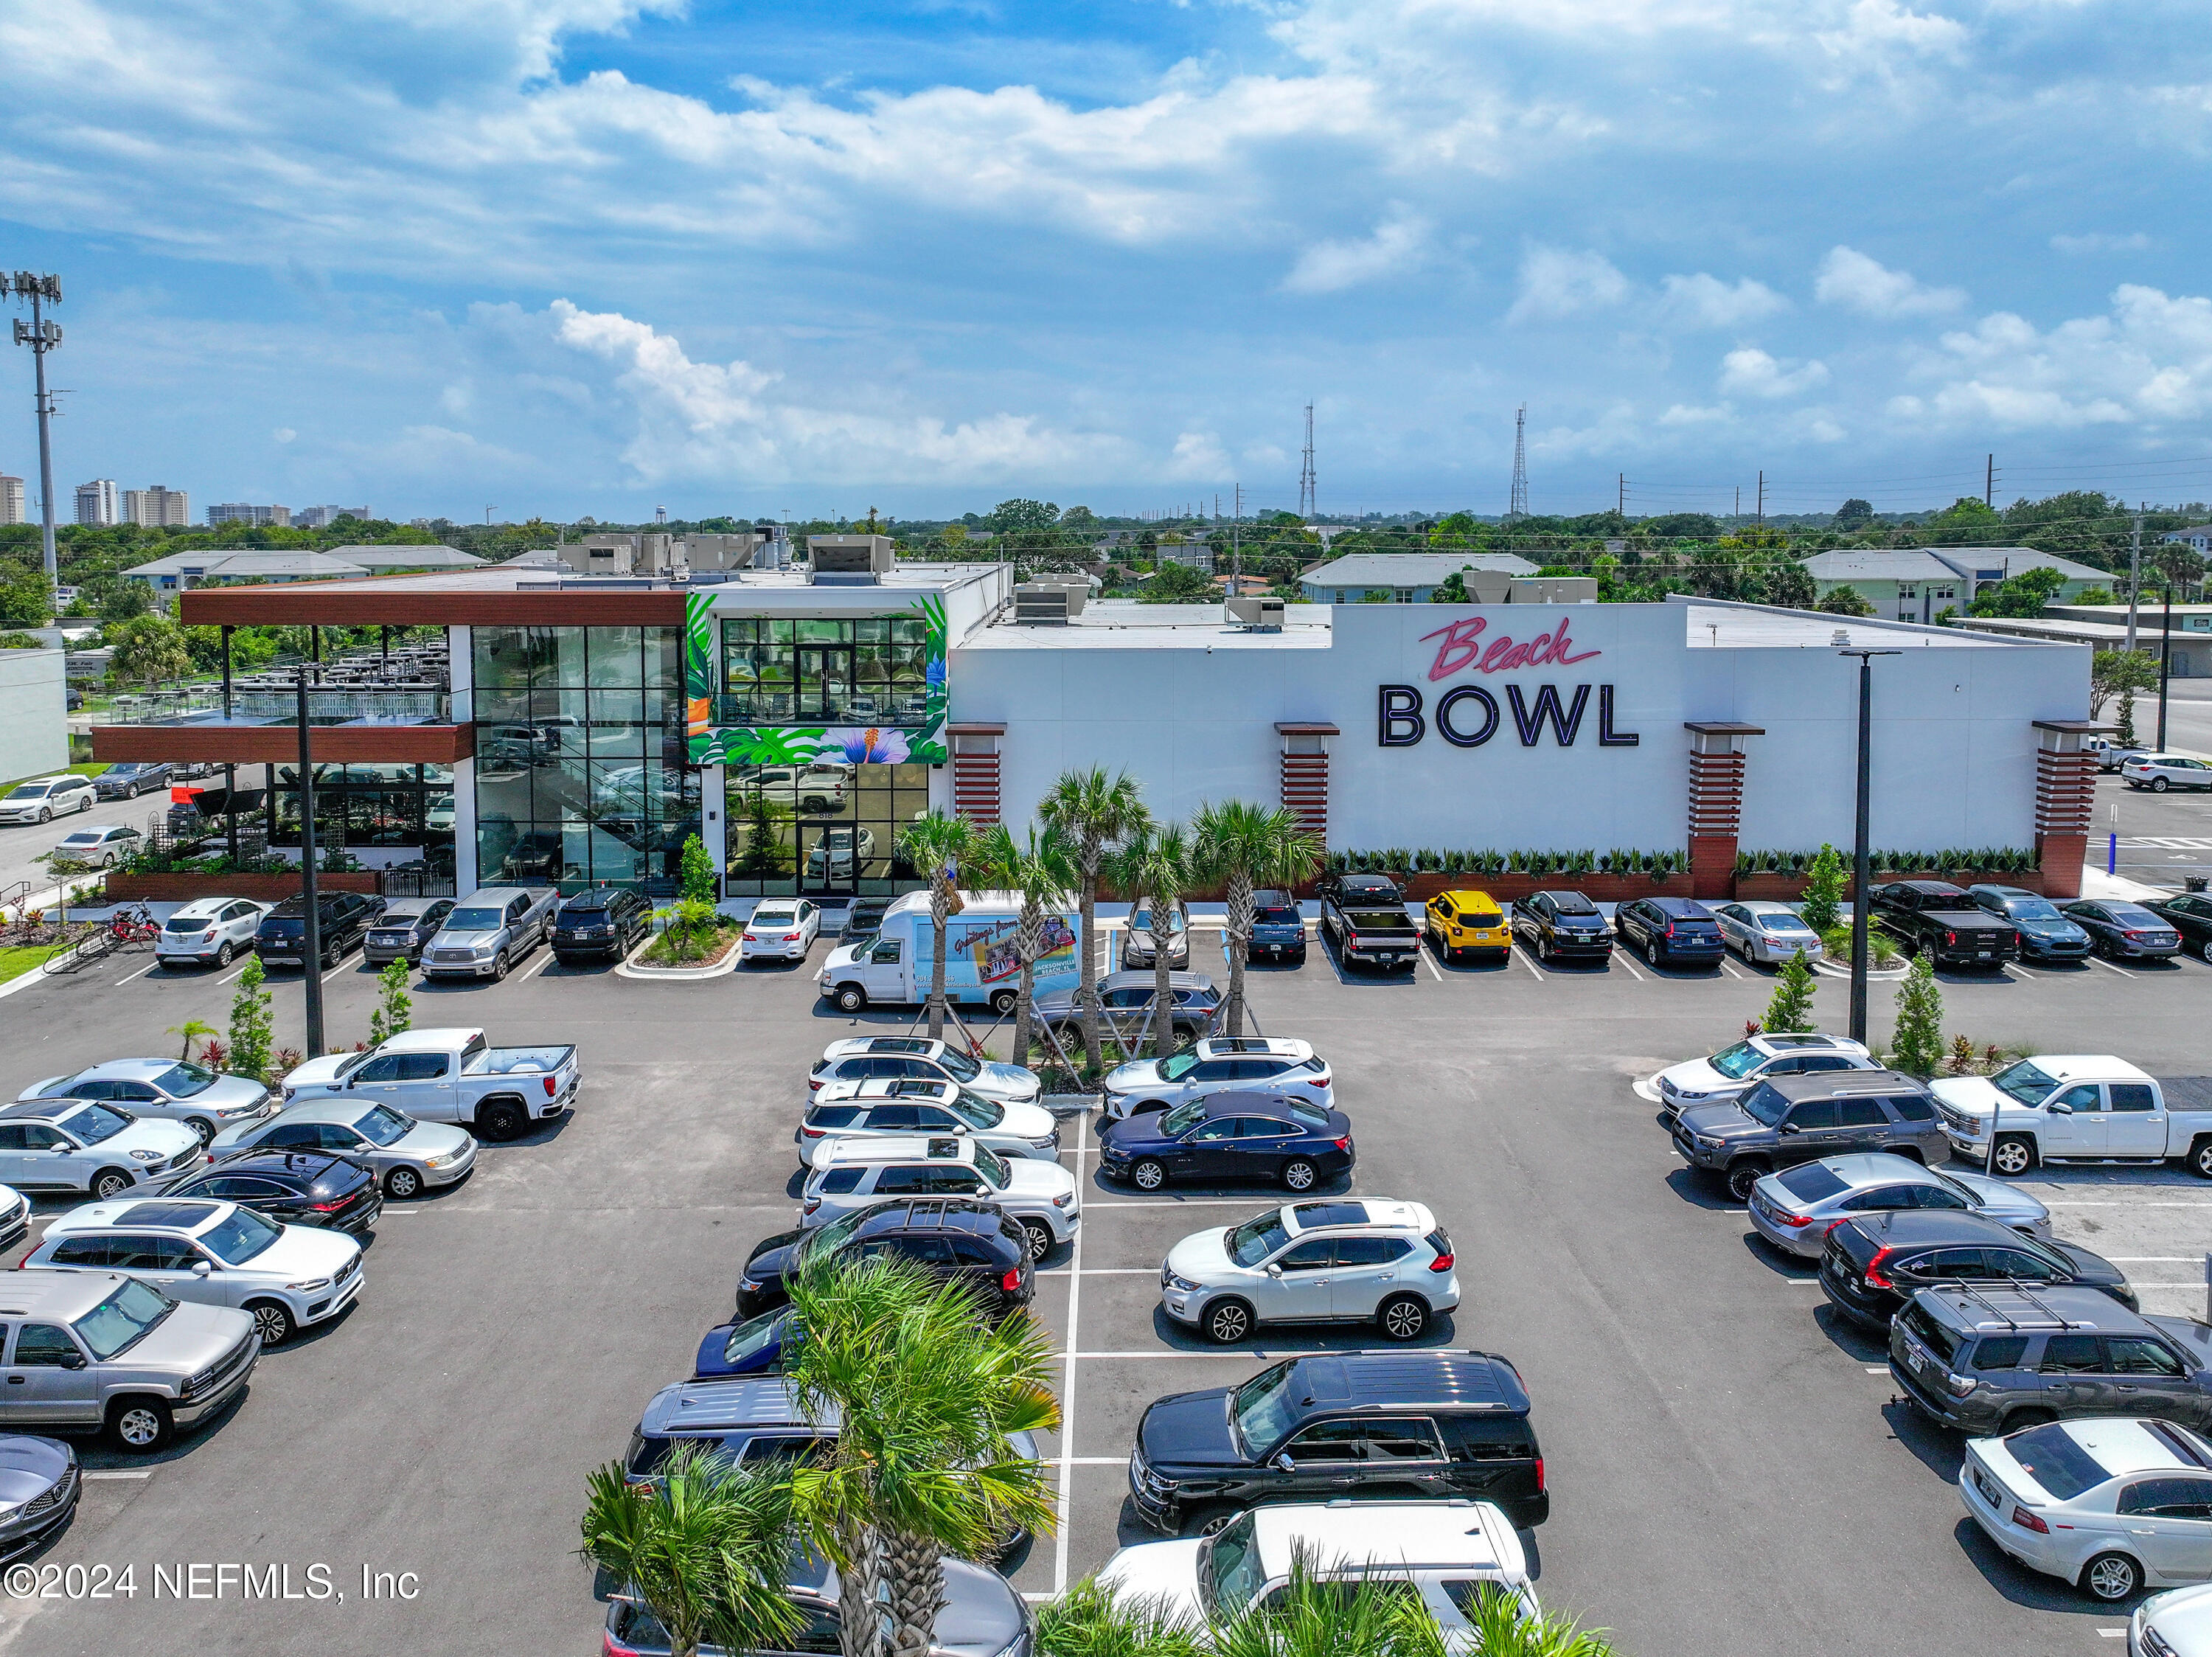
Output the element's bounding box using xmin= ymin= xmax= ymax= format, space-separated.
xmin=9 ymin=272 xmax=63 ymax=588
xmin=1838 ymin=646 xmax=1900 ymax=1045
xmin=296 ymin=666 xmax=325 ymax=1058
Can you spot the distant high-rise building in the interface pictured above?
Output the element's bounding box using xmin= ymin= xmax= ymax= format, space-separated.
xmin=74 ymin=479 xmax=117 ymax=526
xmin=0 ymin=475 xmax=23 ymax=527
xmin=122 ymin=485 xmax=190 ymax=528
xmin=206 ymin=502 xmax=292 ymax=528
xmin=294 ymin=505 xmax=371 ymax=529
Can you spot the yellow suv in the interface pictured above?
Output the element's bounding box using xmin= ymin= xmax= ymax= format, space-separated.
xmin=1425 ymin=889 xmax=1510 ymax=961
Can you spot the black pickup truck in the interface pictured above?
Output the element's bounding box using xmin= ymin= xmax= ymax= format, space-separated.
xmin=1321 ymin=890 xmax=1420 ymax=973
xmin=1865 ymin=880 xmax=2020 ymax=970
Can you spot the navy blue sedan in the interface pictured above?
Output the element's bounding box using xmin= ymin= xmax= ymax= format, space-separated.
xmin=1096 ymin=1090 xmax=1352 ymax=1193
xmin=692 ymin=1307 xmax=799 ymax=1379
xmin=1969 ymin=886 xmax=2092 ymax=962
xmin=2061 ymin=899 xmax=2183 ymax=960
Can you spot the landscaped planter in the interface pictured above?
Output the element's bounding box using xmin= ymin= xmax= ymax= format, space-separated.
xmin=1732 ymin=869 xmax=2045 ymax=901
xmin=105 ymin=871 xmax=386 ymax=903
xmin=1297 ymin=872 xmax=1696 ymax=902
xmin=615 ymin=929 xmax=742 ymax=981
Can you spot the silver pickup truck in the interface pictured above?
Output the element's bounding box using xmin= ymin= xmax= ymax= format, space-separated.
xmin=277 ymin=1027 xmax=580 ymax=1142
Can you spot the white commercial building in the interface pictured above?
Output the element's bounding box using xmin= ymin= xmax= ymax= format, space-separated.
xmin=0 ymin=476 xmax=23 ymax=526
xmin=0 ymin=645 xmax=69 ymax=786
xmin=73 ymin=479 xmax=117 ymax=526
xmin=206 ymin=502 xmax=292 ymax=528
xmin=122 ymin=485 xmax=189 ymax=528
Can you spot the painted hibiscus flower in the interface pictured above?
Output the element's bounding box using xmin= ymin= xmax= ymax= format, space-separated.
xmin=822 ymin=726 xmax=910 ymax=765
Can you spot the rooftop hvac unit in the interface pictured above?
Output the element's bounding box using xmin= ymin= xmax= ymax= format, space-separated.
xmin=1014 ymin=583 xmax=1075 ymax=625
xmin=1225 ymin=595 xmax=1284 ymax=630
xmin=808 ymin=535 xmax=895 ymax=574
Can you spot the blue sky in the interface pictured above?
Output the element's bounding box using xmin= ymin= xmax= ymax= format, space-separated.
xmin=4 ymin=0 xmax=2211 ymax=523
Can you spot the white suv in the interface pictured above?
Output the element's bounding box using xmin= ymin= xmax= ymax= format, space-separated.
xmin=801 ymin=1135 xmax=1079 ymax=1261
xmin=1103 ymin=1037 xmax=1332 ymax=1122
xmin=1649 ymin=1032 xmax=1878 ymax=1124
xmin=1095 ymin=1499 xmax=1537 ymax=1630
xmin=812 ymin=1038 xmax=1042 ymax=1105
xmin=156 ymin=898 xmax=270 ymax=969
xmin=799 ymin=1077 xmax=1060 ymax=1166
xmin=0 ymin=774 xmax=94 ymax=825
xmin=0 ymin=1101 xmax=204 ymax=1200
xmin=1160 ymin=1198 xmax=1458 ymax=1344
xmin=24 ymin=1197 xmax=364 ymax=1347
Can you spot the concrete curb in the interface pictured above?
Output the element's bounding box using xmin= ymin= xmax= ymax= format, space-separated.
xmin=615 ymin=934 xmax=742 ymax=982
xmin=1811 ymin=958 xmax=1909 ymax=981
xmin=1631 ymin=1074 xmax=1665 ymax=1103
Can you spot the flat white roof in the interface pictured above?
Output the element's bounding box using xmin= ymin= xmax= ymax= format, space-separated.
xmin=1680 ymin=603 xmax=2014 ymax=649
xmin=967 ymin=600 xmax=1335 ymax=650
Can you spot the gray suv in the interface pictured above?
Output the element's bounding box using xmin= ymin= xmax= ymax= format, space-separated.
xmin=0 ymin=1271 xmax=260 ymax=1453
xmin=1890 ymin=1283 xmax=2212 ymax=1437
xmin=1672 ymin=1069 xmax=1947 ymax=1201
xmin=421 ymin=886 xmax=557 ymax=981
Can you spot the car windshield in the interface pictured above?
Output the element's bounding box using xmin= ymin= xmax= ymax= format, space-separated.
xmin=720 ymin=1309 xmax=792 ymax=1366
xmin=1990 ymin=1060 xmax=2057 ymax=1107
xmin=73 ymin=1277 xmax=175 ymax=1361
xmin=445 ymin=908 xmax=504 ymax=931
xmin=1198 ymin=1511 xmax=1268 ymax=1619
xmin=1161 ymin=1100 xmax=1208 ymax=1136
xmin=1230 ymin=1361 xmax=1298 ymax=1454
xmin=973 ymin=1144 xmax=1011 ymax=1187
xmin=804 ymin=1209 xmax=870 ymax=1258
xmin=1761 ymin=913 xmax=1814 ymax=933
xmin=1776 ymin=1164 xmax=1849 ymax=1203
xmin=352 ymin=1105 xmax=414 ymax=1147
xmin=1158 ymin=1050 xmax=1203 ymax=1082
xmin=2 ymin=782 xmax=49 ymax=800
xmin=949 ymin=1091 xmax=1003 ymax=1130
xmin=197 ymin=1207 xmax=282 ymax=1265
xmin=934 ymin=1049 xmax=981 ymax=1083
xmin=150 ymin=1063 xmax=218 ymax=1099
xmin=1227 ymin=1209 xmax=1290 ymax=1267
xmin=2006 ymin=1422 xmax=2114 ymax=1501
xmin=329 ymin=1052 xmax=373 ymax=1078
xmin=1739 ymin=1083 xmax=1787 ymax=1128
xmin=1707 ymin=1041 xmax=1766 ymax=1080
xmin=2003 ymin=899 xmax=2064 ymax=923
xmin=1130 ymin=909 xmax=1186 ymax=933
xmin=58 ymin=1104 xmax=131 ymax=1144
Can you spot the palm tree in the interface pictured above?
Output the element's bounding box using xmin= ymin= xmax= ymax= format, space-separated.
xmin=166 ymin=1019 xmax=217 ymax=1062
xmin=970 ymin=821 xmax=1079 ymax=1067
xmin=1104 ymin=821 xmax=1197 ymax=1058
xmin=1038 ymin=769 xmax=1150 ymax=1074
xmin=1192 ymin=801 xmax=1323 ymax=1038
xmin=785 ymin=1254 xmax=1060 ymax=1657
xmin=577 ymin=1444 xmax=803 ymax=1657
xmin=894 ymin=810 xmax=981 ymax=1041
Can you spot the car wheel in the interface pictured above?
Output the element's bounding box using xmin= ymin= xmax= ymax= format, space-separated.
xmin=832 ymin=984 xmax=867 ymax=1014
xmin=1203 ymin=1299 xmax=1254 ymax=1344
xmin=1377 ymin=1293 xmax=1430 ymax=1341
xmin=1992 ymin=1135 xmax=2036 ymax=1177
xmin=215 ymin=941 xmax=233 ymax=967
xmin=1181 ymin=1504 xmax=1242 ymax=1539
xmin=1725 ymin=1160 xmax=1770 ymax=1203
xmin=990 ymin=989 xmax=1018 ymax=1017
xmin=476 ymin=1098 xmax=527 ymax=1142
xmin=100 ymin=853 xmax=114 ymax=869
xmin=2081 ymin=1552 xmax=2143 ymax=1603
xmin=1281 ymin=1158 xmax=1318 ymax=1192
xmin=2154 ymin=777 xmax=2171 ymax=793
xmin=1020 ymin=1219 xmax=1054 ymax=1262
xmin=91 ymin=1169 xmax=133 ymax=1201
xmin=384 ymin=1165 xmax=424 ymax=1200
xmin=1131 ymin=1158 xmax=1167 ymax=1191
xmin=35 ymin=806 xmax=49 ymax=824
xmin=246 ymin=1300 xmax=296 ymax=1346
xmin=107 ymin=1396 xmax=173 ymax=1453
xmin=184 ymin=1117 xmax=215 ymax=1146
xmin=2188 ymin=1138 xmax=2212 ymax=1181
xmin=491 ymin=951 xmax=509 ymax=981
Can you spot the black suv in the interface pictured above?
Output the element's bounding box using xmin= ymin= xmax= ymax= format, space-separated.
xmin=94 ymin=761 xmax=172 ymax=801
xmin=253 ymin=892 xmax=384 ymax=970
xmin=552 ymin=887 xmax=650 ymax=962
xmin=1614 ymin=897 xmax=1724 ymax=968
xmin=1129 ymin=1350 xmax=1548 ymax=1537
xmin=736 ymin=1199 xmax=1034 ymax=1319
xmin=1672 ymin=1069 xmax=1946 ymax=1201
xmin=1820 ymin=1209 xmax=2135 ymax=1332
xmin=1511 ymin=890 xmax=1613 ymax=964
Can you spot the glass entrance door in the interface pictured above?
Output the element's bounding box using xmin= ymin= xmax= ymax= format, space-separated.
xmin=799 ymin=821 xmax=866 ymax=899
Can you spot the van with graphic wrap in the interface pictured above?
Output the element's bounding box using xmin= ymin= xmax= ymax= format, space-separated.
xmin=815 ymin=891 xmax=1080 ymax=1015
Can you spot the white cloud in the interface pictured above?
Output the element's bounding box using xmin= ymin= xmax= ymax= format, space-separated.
xmin=272 ymin=426 xmax=296 ymax=443
xmin=1660 ymin=272 xmax=1790 ymax=328
xmin=1812 ymin=0 xmax=1969 ymax=68
xmin=1815 ymin=245 xmax=1966 ymax=317
xmin=1508 ymin=246 xmax=1628 ymax=323
xmin=2052 ymin=232 xmax=2152 ymax=254
xmin=1281 ymin=207 xmax=1430 ymax=294
xmin=1719 ymin=346 xmax=1829 ymax=397
xmin=1166 ymin=431 xmax=1233 ymax=479
xmin=1658 ymin=403 xmax=1733 ymax=426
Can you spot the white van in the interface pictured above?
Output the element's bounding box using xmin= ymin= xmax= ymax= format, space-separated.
xmin=815 ymin=890 xmax=1081 ymax=1015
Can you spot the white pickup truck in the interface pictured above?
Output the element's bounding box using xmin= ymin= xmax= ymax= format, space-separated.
xmin=1931 ymin=1055 xmax=2212 ymax=1178
xmin=278 ymin=1027 xmax=580 ymax=1142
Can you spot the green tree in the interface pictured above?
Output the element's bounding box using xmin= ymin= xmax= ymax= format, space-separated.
xmin=1968 ymin=565 xmax=2067 ymax=619
xmin=1799 ymin=844 xmax=1846 ymax=935
xmin=1832 ymin=499 xmax=1876 ymax=532
xmin=1105 ymin=821 xmax=1199 ymax=1057
xmin=1815 ymin=585 xmax=1875 ymax=617
xmin=894 ymin=810 xmax=981 ymax=1042
xmin=165 ymin=1018 xmax=215 ymax=1061
xmin=1192 ymin=799 xmax=1321 ymax=1038
xmin=1139 ymin=562 xmax=1220 ymax=604
xmin=0 ymin=565 xmax=49 ymax=626
xmin=1761 ymin=951 xmax=1817 ymax=1034
xmin=97 ymin=583 xmax=153 ymax=622
xmin=785 ymin=1254 xmax=1059 ymax=1657
xmin=229 ymin=956 xmax=275 ymax=1083
xmin=1891 ymin=952 xmax=1946 ymax=1077
xmin=988 ymin=499 xmax=1060 ymax=535
xmin=105 ymin=614 xmax=193 ymax=686
xmin=577 ymin=1445 xmax=802 ymax=1657
xmin=368 ymin=959 xmax=413 ymax=1046
xmin=680 ymin=833 xmax=719 ymax=906
xmin=1434 ymin=568 xmax=1472 ymax=602
xmin=970 ymin=821 xmax=1078 ymax=1066
xmin=1039 ymin=770 xmax=1150 ymax=1074
xmin=2093 ymin=647 xmax=2160 ymax=741
xmin=2075 ymin=586 xmax=2116 ymax=606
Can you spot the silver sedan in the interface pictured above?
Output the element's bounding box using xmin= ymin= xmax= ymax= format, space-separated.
xmin=206 ymin=1099 xmax=476 ymax=1200
xmin=1747 ymin=1152 xmax=2050 ymax=1258
xmin=1711 ymin=901 xmax=1826 ymax=965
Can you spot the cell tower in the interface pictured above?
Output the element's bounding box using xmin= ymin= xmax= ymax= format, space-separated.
xmin=1298 ymin=403 xmax=1316 ymax=521
xmin=1507 ymin=404 xmax=1528 ymax=520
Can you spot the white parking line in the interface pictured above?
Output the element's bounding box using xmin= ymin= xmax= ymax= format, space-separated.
xmin=2085 ymin=955 xmax=2137 ymax=979
xmin=116 ymin=959 xmax=161 ymax=984
xmin=81 ymin=1470 xmax=153 ymax=1481
xmin=1052 ymin=1111 xmax=1088 ymax=1597
xmin=1422 ymin=949 xmax=1444 ymax=984
xmin=1516 ymin=948 xmax=1543 ymax=982
xmin=1864 ymin=1366 xmax=1888 ymax=1375
xmin=1034 ymin=1267 xmax=1161 ymax=1276
xmin=2045 ymin=1202 xmax=2212 ymax=1209
xmin=1615 ymin=951 xmax=1646 ymax=982
xmin=1717 ymin=956 xmax=1750 ymax=981
xmin=1088 ymin=1198 xmax=1288 ymax=1209
xmin=320 ymin=958 xmax=351 ymax=984
xmin=218 ymin=959 xmax=254 ymax=984
xmin=521 ymin=948 xmax=557 ymax=982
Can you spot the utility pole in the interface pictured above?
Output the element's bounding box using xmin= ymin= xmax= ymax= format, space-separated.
xmin=1985 ymin=454 xmax=1994 ymax=509
xmin=1617 ymin=473 xmax=1624 ymax=517
xmin=1733 ymin=486 xmax=1741 ymax=523
xmin=1839 ymin=647 xmax=1902 ymax=1044
xmin=1232 ymin=483 xmax=1243 ymax=591
xmin=295 ymin=666 xmax=325 ymax=1059
xmin=1298 ymin=404 xmax=1317 ymax=522
xmin=2126 ymin=505 xmax=2144 ymax=653
xmin=1508 ymin=406 xmax=1528 ymax=520
xmin=2159 ymin=583 xmax=2174 ymax=753
xmin=10 ymin=272 xmax=65 ymax=588
xmin=1756 ymin=470 xmax=1764 ymax=526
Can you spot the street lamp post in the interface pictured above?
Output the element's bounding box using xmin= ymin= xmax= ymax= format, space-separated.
xmin=296 ymin=667 xmax=324 ymax=1057
xmin=1838 ymin=646 xmax=1901 ymax=1045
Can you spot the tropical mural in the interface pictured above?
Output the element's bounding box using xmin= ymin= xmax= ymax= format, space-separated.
xmin=684 ymin=591 xmax=950 ymax=767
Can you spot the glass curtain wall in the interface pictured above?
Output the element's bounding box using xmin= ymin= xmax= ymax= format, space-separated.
xmin=470 ymin=625 xmax=696 ymax=892
xmin=724 ymin=763 xmax=930 ymax=898
xmin=273 ymin=763 xmax=456 ymax=880
xmin=719 ymin=616 xmax=931 ymax=727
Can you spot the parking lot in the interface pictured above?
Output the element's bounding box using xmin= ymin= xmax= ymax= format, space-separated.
xmin=1 ymin=867 xmax=2211 ymax=1657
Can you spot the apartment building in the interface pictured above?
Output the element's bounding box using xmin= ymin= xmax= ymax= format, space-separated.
xmin=206 ymin=502 xmax=293 ymax=528
xmin=0 ymin=475 xmax=22 ymax=527
xmin=295 ymin=505 xmax=371 ymax=529
xmin=74 ymin=479 xmax=117 ymax=526
xmin=122 ymin=485 xmax=190 ymax=527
